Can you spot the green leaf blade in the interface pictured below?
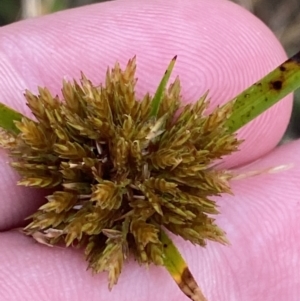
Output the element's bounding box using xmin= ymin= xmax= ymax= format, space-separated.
xmin=0 ymin=103 xmax=23 ymax=133
xmin=160 ymin=229 xmax=208 ymax=301
xmin=225 ymin=51 xmax=300 ymax=133
xmin=150 ymin=56 xmax=177 ymax=117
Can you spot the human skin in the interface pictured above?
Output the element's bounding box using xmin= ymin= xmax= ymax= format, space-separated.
xmin=0 ymin=0 xmax=299 ymax=300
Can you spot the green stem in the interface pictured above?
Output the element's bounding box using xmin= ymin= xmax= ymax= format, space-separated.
xmin=225 ymin=51 xmax=300 ymax=133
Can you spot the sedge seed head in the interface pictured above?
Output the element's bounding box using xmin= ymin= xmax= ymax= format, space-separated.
xmin=0 ymin=57 xmax=241 ymax=288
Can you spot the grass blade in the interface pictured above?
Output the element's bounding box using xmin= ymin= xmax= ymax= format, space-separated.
xmin=225 ymin=51 xmax=300 ymax=133
xmin=160 ymin=229 xmax=208 ymax=301
xmin=0 ymin=103 xmax=24 ymax=133
xmin=150 ymin=56 xmax=177 ymax=117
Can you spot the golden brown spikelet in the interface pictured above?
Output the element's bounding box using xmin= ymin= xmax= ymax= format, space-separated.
xmin=0 ymin=57 xmax=241 ymax=288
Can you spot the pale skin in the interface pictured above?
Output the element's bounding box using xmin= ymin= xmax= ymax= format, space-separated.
xmin=0 ymin=0 xmax=299 ymax=300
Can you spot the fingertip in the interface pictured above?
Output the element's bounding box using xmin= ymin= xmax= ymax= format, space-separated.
xmin=0 ymin=0 xmax=291 ymax=167
xmin=0 ymin=151 xmax=47 ymax=230
xmin=0 ymin=0 xmax=293 ymax=228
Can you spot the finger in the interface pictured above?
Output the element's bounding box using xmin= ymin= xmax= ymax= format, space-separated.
xmin=1 ymin=139 xmax=300 ymax=301
xmin=0 ymin=151 xmax=46 ymax=230
xmin=0 ymin=0 xmax=292 ymax=229
xmin=0 ymin=0 xmax=291 ymax=164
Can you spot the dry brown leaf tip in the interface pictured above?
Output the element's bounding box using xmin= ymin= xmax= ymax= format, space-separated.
xmin=0 ymin=57 xmax=241 ymax=288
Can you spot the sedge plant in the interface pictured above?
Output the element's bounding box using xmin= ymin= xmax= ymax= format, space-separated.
xmin=0 ymin=51 xmax=300 ymax=301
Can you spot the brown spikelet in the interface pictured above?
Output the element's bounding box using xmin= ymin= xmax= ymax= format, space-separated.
xmin=0 ymin=57 xmax=241 ymax=290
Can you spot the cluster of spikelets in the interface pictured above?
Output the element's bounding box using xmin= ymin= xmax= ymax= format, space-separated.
xmin=0 ymin=57 xmax=240 ymax=288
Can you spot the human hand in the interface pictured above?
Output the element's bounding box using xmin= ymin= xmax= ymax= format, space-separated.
xmin=0 ymin=0 xmax=299 ymax=300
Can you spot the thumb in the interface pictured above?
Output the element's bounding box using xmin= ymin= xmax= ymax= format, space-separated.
xmin=0 ymin=0 xmax=291 ymax=165
xmin=0 ymin=0 xmax=292 ymax=238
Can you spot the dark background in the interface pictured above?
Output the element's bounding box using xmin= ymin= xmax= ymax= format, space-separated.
xmin=1 ymin=0 xmax=299 ymax=140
